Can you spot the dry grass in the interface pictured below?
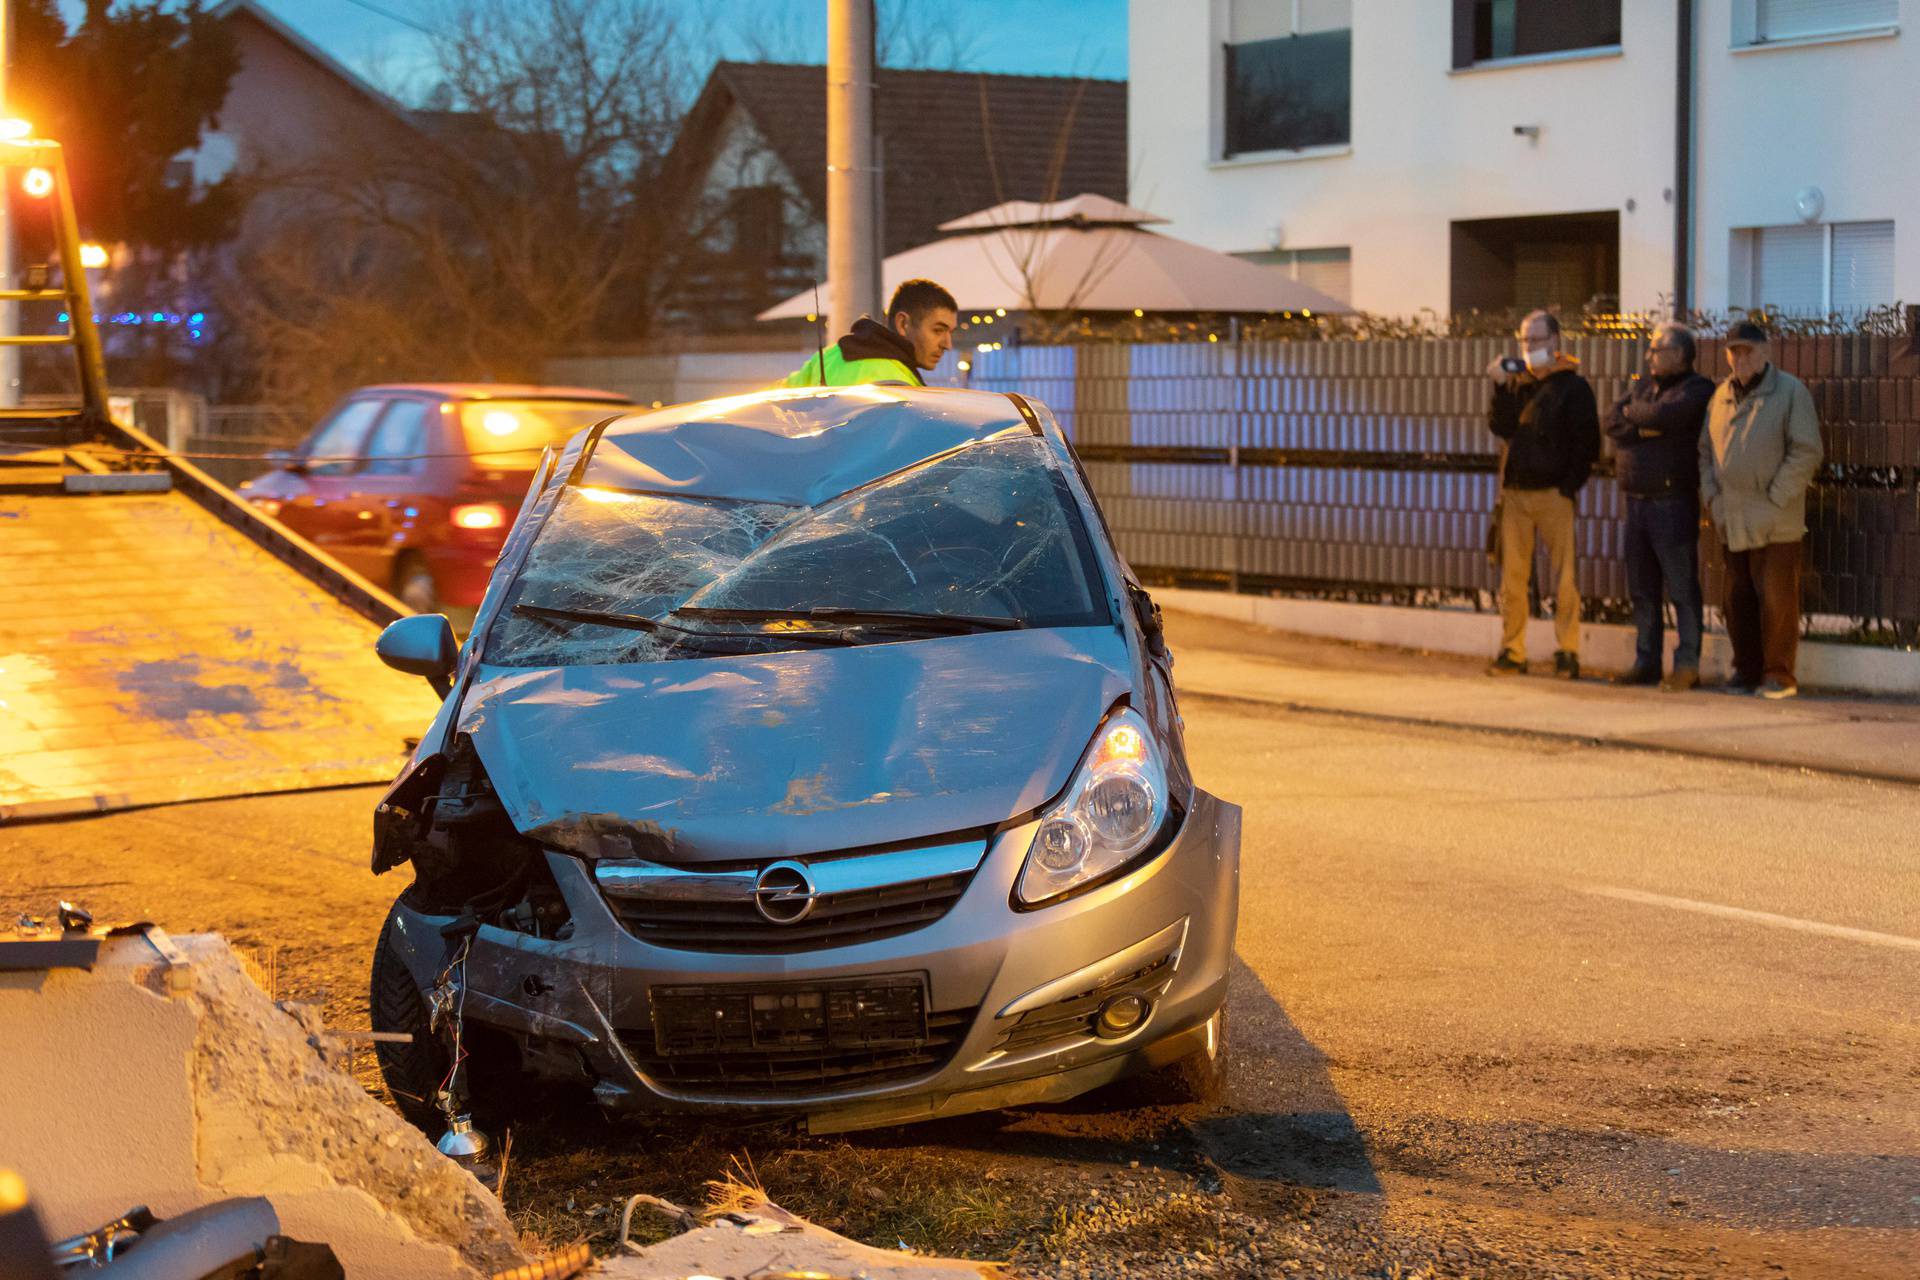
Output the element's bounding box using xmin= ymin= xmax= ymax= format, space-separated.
xmin=701 ymin=1154 xmax=767 ymax=1220
xmin=482 ymin=1103 xmax=1112 ymax=1262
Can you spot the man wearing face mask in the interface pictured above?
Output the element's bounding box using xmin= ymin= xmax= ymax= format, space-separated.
xmin=1700 ymin=320 xmax=1824 ymax=698
xmin=1603 ymin=322 xmax=1715 ymax=691
xmin=1483 ymin=309 xmax=1601 ymax=678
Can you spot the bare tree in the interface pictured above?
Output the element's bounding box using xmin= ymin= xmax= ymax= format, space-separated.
xmin=970 ymin=77 xmax=1135 ymax=319
xmin=223 ymin=0 xmax=710 ymax=419
xmin=875 ymin=0 xmax=985 ymax=70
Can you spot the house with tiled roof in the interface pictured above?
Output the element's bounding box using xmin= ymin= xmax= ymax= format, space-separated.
xmin=196 ymin=2 xmax=426 ymax=222
xmin=660 ymin=62 xmax=1127 ymax=333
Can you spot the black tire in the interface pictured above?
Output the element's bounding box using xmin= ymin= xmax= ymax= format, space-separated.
xmin=1143 ymin=1008 xmax=1228 ymax=1105
xmin=369 ymin=903 xmax=450 ymax=1130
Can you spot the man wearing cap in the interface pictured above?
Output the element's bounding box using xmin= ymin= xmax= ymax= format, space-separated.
xmin=1699 ymin=321 xmax=1824 ymax=698
xmin=1604 ymin=322 xmax=1715 ymax=691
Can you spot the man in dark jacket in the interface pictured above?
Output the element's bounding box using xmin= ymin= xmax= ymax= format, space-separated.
xmin=1484 ymin=310 xmax=1601 ymax=678
xmin=1604 ymin=322 xmax=1715 ymax=691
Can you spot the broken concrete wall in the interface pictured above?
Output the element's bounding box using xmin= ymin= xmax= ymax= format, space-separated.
xmin=596 ymin=1197 xmax=1000 ymax=1280
xmin=0 ymin=933 xmax=525 ymax=1279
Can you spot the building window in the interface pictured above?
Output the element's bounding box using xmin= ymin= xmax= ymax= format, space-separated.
xmin=1450 ymin=212 xmax=1618 ymax=314
xmin=1233 ymin=246 xmax=1352 ymax=305
xmin=1222 ymin=0 xmax=1351 ymax=157
xmin=727 ymin=185 xmax=784 ymax=263
xmin=1729 ymin=221 xmax=1895 ymax=314
xmin=1451 ymin=0 xmax=1622 ymax=67
xmin=1738 ymin=0 xmax=1899 ymax=44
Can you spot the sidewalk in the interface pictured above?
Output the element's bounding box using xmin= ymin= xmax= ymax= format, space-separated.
xmin=1164 ymin=610 xmax=1920 ymax=786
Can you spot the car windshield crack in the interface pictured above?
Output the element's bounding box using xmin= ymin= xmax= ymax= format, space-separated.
xmin=484 ymin=436 xmax=1105 ymax=667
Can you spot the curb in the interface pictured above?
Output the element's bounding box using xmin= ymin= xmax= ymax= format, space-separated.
xmin=1178 ymin=684 xmax=1920 ymax=791
xmin=1156 ymin=588 xmax=1920 ymax=698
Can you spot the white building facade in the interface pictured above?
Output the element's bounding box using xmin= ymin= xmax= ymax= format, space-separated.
xmin=1129 ymin=0 xmax=1915 ymax=319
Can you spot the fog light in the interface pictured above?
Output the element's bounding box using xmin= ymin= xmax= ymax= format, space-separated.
xmin=1095 ymin=993 xmax=1149 ymax=1039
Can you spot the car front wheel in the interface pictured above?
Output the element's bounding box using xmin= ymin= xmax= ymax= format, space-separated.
xmin=369 ymin=902 xmax=451 ymax=1129
xmin=369 ymin=898 xmax=522 ymax=1133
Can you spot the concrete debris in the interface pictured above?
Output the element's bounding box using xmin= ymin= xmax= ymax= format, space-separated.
xmin=596 ymin=1196 xmax=1002 ymax=1280
xmin=275 ymin=999 xmax=355 ymax=1073
xmin=0 ymin=930 xmax=526 ymax=1280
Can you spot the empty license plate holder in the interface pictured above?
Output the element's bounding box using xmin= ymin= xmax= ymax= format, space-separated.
xmin=650 ymin=974 xmax=929 ymax=1056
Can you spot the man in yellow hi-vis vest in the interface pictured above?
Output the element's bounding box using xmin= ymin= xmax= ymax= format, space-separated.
xmin=785 ymin=279 xmax=957 ymax=387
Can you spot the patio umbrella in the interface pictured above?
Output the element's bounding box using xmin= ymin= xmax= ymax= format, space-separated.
xmin=758 ymin=193 xmax=1346 ymax=320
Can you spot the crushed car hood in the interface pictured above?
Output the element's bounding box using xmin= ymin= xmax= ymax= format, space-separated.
xmin=457 ymin=626 xmax=1133 ymax=862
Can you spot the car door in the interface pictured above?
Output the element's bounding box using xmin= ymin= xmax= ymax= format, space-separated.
xmin=337 ymin=397 xmax=435 ymax=586
xmin=283 ymin=398 xmax=386 ymax=555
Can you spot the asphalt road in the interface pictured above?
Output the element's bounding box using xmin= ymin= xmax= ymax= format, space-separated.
xmin=4 ymin=670 xmax=1916 ymax=1276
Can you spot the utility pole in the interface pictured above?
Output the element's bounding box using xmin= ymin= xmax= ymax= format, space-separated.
xmin=0 ymin=0 xmax=18 ymax=409
xmin=826 ymin=0 xmax=878 ymax=342
xmin=1672 ymin=0 xmax=1694 ymax=316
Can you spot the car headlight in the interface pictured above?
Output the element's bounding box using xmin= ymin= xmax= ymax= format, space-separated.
xmin=1016 ymin=707 xmax=1170 ymax=907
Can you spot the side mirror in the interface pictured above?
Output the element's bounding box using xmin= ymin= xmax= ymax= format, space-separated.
xmin=376 ymin=613 xmax=457 ymax=696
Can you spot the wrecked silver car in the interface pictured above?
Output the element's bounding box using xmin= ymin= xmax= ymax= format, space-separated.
xmin=366 ymin=385 xmax=1241 ymax=1134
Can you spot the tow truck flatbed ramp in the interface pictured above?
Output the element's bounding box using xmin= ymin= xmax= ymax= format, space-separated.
xmin=0 ymin=132 xmax=438 ymax=822
xmin=0 ymin=454 xmax=439 ymax=822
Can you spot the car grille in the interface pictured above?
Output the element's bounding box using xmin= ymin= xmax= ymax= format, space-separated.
xmin=995 ymin=955 xmax=1177 ymax=1055
xmin=604 ymin=863 xmax=977 ymax=954
xmin=622 ymin=1006 xmax=977 ymax=1097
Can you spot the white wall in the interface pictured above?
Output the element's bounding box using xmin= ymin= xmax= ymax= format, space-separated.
xmin=1130 ymin=0 xmax=1917 ymax=318
xmin=699 ymin=102 xmax=826 ymax=274
xmin=1693 ymin=3 xmax=1918 ymax=312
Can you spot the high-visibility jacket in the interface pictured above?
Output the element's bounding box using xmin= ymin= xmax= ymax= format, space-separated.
xmin=784 ymin=317 xmax=925 ymax=388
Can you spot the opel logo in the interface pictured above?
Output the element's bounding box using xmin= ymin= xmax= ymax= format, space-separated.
xmin=752 ymin=860 xmax=819 ymax=924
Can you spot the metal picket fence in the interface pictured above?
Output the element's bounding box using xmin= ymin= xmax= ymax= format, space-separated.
xmin=966 ymin=335 xmax=1920 ymax=641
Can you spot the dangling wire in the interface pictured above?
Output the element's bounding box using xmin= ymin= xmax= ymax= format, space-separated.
xmin=435 ymin=931 xmax=474 ymax=1101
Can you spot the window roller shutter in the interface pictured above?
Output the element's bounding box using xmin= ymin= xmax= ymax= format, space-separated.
xmin=1830 ymin=221 xmax=1895 ymax=312
xmin=1752 ymin=224 xmax=1826 ymax=312
xmin=1229 ymin=0 xmax=1292 ymax=43
xmin=1756 ymin=0 xmax=1898 ymax=40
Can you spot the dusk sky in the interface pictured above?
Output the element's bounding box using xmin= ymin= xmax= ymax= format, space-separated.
xmin=245 ymin=0 xmax=1128 ymax=103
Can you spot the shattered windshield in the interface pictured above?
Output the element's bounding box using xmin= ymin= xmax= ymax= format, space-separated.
xmin=485 ymin=435 xmax=1111 ymax=667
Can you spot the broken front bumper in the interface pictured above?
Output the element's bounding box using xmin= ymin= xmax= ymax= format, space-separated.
xmin=382 ymin=788 xmax=1240 ymax=1132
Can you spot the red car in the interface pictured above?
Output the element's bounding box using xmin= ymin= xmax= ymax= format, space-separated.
xmin=239 ymin=383 xmax=635 ymax=615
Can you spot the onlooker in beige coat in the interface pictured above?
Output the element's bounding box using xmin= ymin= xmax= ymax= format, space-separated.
xmin=1699 ymin=321 xmax=1824 ymax=698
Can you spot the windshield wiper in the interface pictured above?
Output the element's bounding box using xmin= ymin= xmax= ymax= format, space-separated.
xmin=513 ymin=602 xmax=666 ymax=633
xmin=673 ymin=605 xmax=1026 ymax=634
xmin=513 ymin=601 xmax=853 ymax=649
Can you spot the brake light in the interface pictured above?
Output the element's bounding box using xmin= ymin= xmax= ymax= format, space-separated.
xmin=452 ymin=502 xmax=506 ymax=530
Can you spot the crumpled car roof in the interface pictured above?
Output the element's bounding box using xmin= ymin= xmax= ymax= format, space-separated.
xmin=579 ymin=386 xmax=1035 ymax=506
